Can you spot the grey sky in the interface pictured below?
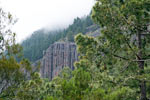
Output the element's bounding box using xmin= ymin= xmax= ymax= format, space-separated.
xmin=1 ymin=0 xmax=95 ymax=42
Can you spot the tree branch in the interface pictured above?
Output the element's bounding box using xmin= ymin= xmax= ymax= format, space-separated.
xmin=113 ymin=54 xmax=130 ymax=60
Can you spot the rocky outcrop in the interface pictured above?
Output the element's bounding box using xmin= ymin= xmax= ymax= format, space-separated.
xmin=39 ymin=42 xmax=78 ymax=80
xmin=33 ymin=25 xmax=100 ymax=80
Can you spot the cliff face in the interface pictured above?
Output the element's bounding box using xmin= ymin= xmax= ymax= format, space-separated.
xmin=33 ymin=25 xmax=100 ymax=80
xmin=39 ymin=42 xmax=78 ymax=80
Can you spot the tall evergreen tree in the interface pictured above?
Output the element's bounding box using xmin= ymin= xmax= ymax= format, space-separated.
xmin=90 ymin=0 xmax=150 ymax=99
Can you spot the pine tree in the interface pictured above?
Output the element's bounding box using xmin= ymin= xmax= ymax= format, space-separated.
xmin=91 ymin=0 xmax=150 ymax=99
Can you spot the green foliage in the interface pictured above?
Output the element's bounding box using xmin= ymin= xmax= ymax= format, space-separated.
xmin=73 ymin=0 xmax=150 ymax=99
xmin=16 ymin=72 xmax=44 ymax=100
xmin=0 ymin=8 xmax=17 ymax=54
xmin=0 ymin=8 xmax=42 ymax=100
xmin=21 ymin=16 xmax=94 ymax=62
xmin=104 ymin=87 xmax=136 ymax=100
xmin=2 ymin=0 xmax=150 ymax=99
xmin=58 ymin=67 xmax=72 ymax=80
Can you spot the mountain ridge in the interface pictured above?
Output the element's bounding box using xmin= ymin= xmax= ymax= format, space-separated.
xmin=21 ymin=15 xmax=97 ymax=62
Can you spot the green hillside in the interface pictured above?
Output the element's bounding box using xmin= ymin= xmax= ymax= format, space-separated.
xmin=21 ymin=15 xmax=97 ymax=62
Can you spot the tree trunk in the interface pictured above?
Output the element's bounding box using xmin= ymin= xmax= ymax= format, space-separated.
xmin=137 ymin=33 xmax=147 ymax=100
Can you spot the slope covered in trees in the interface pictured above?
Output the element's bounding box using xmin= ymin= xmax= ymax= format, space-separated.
xmin=21 ymin=16 xmax=95 ymax=62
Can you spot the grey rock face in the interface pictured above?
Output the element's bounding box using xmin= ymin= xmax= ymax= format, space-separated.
xmin=39 ymin=42 xmax=78 ymax=80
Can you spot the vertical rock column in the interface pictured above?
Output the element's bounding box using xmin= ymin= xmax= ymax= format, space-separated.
xmin=40 ymin=42 xmax=78 ymax=80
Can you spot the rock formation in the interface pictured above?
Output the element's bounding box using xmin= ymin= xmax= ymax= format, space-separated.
xmin=38 ymin=42 xmax=78 ymax=80
xmin=33 ymin=25 xmax=100 ymax=80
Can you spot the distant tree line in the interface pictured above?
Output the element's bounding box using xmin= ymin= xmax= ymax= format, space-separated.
xmin=21 ymin=15 xmax=95 ymax=62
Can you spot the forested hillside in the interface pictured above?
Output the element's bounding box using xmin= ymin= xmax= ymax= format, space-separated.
xmin=21 ymin=16 xmax=96 ymax=62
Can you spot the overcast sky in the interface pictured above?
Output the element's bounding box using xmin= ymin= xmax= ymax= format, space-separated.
xmin=1 ymin=0 xmax=95 ymax=42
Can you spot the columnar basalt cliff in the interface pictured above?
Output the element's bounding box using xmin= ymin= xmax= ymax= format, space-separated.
xmin=39 ymin=42 xmax=78 ymax=80
xmin=32 ymin=25 xmax=100 ymax=80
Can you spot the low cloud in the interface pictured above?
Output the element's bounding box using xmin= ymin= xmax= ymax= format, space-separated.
xmin=1 ymin=0 xmax=95 ymax=42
